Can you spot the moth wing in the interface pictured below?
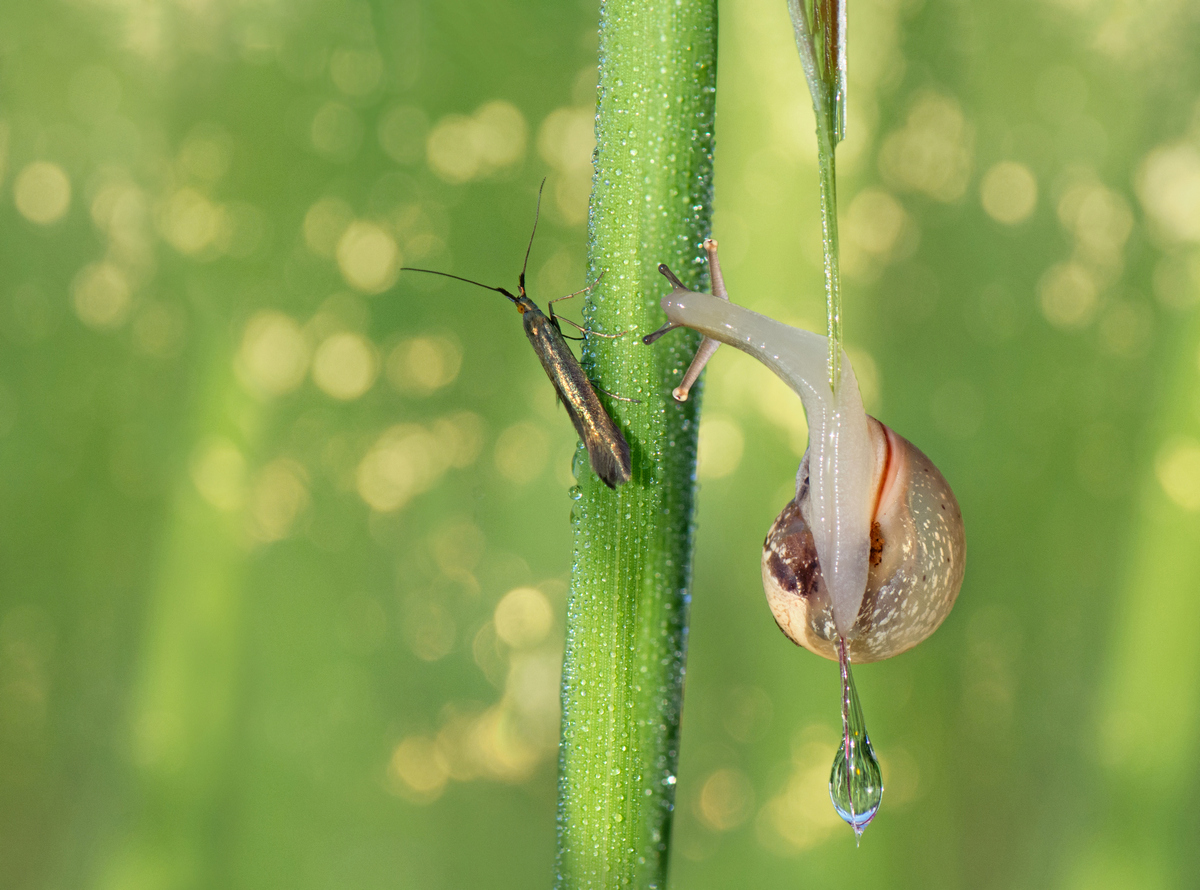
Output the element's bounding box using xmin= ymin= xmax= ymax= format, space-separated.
xmin=554 ymin=375 xmax=632 ymax=489
xmin=525 ymin=310 xmax=631 ymax=487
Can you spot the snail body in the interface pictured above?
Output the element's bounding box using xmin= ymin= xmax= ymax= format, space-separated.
xmin=651 ymin=241 xmax=965 ymax=663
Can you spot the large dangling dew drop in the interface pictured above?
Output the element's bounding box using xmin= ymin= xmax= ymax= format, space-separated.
xmin=828 ymin=638 xmax=883 ymax=840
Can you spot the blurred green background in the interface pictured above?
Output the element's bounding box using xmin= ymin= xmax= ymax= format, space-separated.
xmin=3 ymin=0 xmax=1200 ymax=888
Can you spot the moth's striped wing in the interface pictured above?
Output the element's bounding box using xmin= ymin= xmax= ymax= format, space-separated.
xmin=522 ymin=311 xmax=631 ymax=488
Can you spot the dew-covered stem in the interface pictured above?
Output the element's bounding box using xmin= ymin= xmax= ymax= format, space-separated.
xmin=817 ymin=128 xmax=843 ymax=392
xmin=554 ymin=0 xmax=717 ymax=886
xmin=786 ymin=0 xmax=846 ymax=391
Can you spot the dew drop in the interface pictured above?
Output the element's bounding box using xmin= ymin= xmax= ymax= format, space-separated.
xmin=572 ymin=446 xmax=589 ymax=482
xmin=828 ymin=638 xmax=883 ymax=841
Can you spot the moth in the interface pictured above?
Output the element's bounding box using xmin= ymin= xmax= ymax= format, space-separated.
xmin=401 ymin=185 xmax=632 ymax=488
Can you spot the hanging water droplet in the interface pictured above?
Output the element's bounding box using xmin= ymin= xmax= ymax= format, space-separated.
xmin=572 ymin=446 xmax=588 ymax=482
xmin=828 ymin=638 xmax=883 ymax=840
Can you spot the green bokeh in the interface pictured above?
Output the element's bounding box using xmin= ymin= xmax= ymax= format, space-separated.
xmin=2 ymin=1 xmax=1199 ymax=888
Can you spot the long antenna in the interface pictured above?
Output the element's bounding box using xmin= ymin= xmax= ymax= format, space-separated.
xmin=399 ymin=267 xmax=519 ymax=304
xmin=519 ymin=178 xmax=547 ymax=294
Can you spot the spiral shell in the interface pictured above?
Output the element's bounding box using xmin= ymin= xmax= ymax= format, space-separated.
xmin=762 ymin=418 xmax=965 ymax=663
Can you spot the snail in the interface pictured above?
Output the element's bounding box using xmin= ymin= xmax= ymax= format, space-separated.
xmin=645 ymin=240 xmax=965 ymax=663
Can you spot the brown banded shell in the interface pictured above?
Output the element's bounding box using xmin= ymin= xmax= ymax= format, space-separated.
xmin=762 ymin=418 xmax=966 ymax=663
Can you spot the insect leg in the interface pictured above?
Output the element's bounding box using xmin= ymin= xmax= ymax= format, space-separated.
xmin=549 ymin=271 xmax=623 ymax=338
xmin=590 ymin=382 xmax=640 ymax=404
xmin=556 ymin=316 xmax=626 ymax=339
xmin=546 ymin=269 xmax=606 ymax=310
xmin=547 ymin=284 xmax=593 ymax=310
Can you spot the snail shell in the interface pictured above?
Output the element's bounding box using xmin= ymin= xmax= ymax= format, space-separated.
xmin=652 ymin=241 xmax=965 ymax=663
xmin=762 ymin=417 xmax=965 ymax=662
